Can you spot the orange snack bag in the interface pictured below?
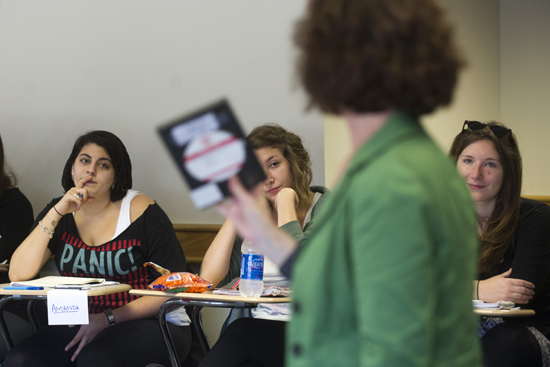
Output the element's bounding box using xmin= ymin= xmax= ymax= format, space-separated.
xmin=145 ymin=262 xmax=211 ymax=293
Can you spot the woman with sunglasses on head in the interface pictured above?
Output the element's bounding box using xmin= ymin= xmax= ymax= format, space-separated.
xmin=199 ymin=123 xmax=329 ymax=367
xmin=5 ymin=131 xmax=193 ymax=367
xmin=451 ymin=120 xmax=550 ymax=367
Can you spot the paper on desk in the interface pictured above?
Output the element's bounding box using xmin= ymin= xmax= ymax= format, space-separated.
xmin=11 ymin=276 xmax=109 ymax=288
xmin=47 ymin=289 xmax=89 ymax=325
xmin=472 ymin=300 xmax=519 ymax=310
xmin=213 ymin=286 xmax=292 ymax=297
xmin=86 ymin=281 xmax=119 ymax=287
xmin=472 ymin=300 xmax=499 ymax=308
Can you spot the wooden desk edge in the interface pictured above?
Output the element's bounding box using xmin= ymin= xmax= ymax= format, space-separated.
xmin=0 ymin=283 xmax=131 ymax=296
xmin=129 ymin=289 xmax=291 ymax=303
xmin=474 ymin=308 xmax=535 ymax=317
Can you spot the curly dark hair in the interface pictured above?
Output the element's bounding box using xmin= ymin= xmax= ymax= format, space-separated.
xmin=450 ymin=122 xmax=522 ymax=273
xmin=247 ymin=124 xmax=313 ymax=208
xmin=294 ymin=0 xmax=464 ymax=117
xmin=61 ymin=131 xmax=132 ymax=202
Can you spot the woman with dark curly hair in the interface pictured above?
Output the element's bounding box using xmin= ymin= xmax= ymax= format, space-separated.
xmin=215 ymin=0 xmax=483 ymax=366
xmin=199 ymin=123 xmax=329 ymax=367
xmin=451 ymin=121 xmax=550 ymax=367
xmin=6 ymin=131 xmax=192 ymax=367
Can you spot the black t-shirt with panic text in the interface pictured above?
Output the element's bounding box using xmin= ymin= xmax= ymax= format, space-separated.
xmin=33 ymin=197 xmax=188 ymax=314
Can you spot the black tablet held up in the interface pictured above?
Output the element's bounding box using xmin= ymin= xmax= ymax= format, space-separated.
xmin=158 ymin=99 xmax=266 ymax=210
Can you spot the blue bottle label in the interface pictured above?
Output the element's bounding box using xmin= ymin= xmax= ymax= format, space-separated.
xmin=240 ymin=254 xmax=264 ymax=280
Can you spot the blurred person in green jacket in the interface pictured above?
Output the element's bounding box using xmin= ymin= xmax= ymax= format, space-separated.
xmin=216 ymin=0 xmax=483 ymax=366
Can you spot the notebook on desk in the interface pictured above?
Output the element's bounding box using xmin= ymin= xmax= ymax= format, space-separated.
xmin=10 ymin=276 xmax=117 ymax=288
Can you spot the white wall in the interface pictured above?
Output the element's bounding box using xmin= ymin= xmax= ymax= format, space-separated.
xmin=0 ymin=0 xmax=324 ymax=224
xmin=501 ymin=0 xmax=550 ymax=195
xmin=325 ymin=0 xmax=550 ymax=196
xmin=424 ymin=0 xmax=501 ymax=149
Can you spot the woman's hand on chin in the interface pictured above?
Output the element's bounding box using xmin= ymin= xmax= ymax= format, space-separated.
xmin=274 ymin=187 xmax=298 ymax=211
xmin=217 ymin=176 xmax=296 ymax=266
xmin=57 ymin=175 xmax=93 ymax=215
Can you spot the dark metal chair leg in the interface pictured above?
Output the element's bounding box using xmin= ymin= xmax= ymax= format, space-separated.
xmin=155 ymin=298 xmax=259 ymax=366
xmin=192 ymin=306 xmax=210 ymax=354
xmin=26 ymin=300 xmax=41 ymax=331
xmin=0 ymin=296 xmax=15 ymax=350
xmin=158 ymin=299 xmax=187 ymax=367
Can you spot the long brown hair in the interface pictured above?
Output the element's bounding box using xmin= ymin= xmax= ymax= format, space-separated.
xmin=0 ymin=134 xmax=17 ymax=201
xmin=449 ymin=122 xmax=522 ymax=273
xmin=247 ymin=124 xmax=313 ymax=208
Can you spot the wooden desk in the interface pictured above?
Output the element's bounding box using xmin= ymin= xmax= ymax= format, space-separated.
xmin=129 ymin=289 xmax=291 ymax=367
xmin=474 ymin=308 xmax=535 ymax=317
xmin=0 ymin=283 xmax=131 ymax=297
xmin=130 ymin=288 xmax=290 ymax=305
xmin=0 ymin=283 xmax=131 ymax=350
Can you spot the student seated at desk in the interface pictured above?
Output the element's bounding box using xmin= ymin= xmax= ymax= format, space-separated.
xmin=5 ymin=131 xmax=192 ymax=367
xmin=199 ymin=124 xmax=329 ymax=367
xmin=451 ymin=121 xmax=550 ymax=367
xmin=0 ymin=133 xmax=35 ymax=361
xmin=0 ymin=134 xmax=34 ymax=280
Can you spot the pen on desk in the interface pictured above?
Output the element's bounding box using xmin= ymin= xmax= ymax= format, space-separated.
xmin=3 ymin=286 xmax=44 ymax=290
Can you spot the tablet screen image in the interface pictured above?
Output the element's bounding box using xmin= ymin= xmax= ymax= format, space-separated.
xmin=158 ymin=99 xmax=266 ymax=210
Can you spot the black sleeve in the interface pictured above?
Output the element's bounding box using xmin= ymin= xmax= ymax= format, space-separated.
xmin=509 ymin=200 xmax=550 ymax=302
xmin=142 ymin=203 xmax=188 ymax=276
xmin=0 ymin=190 xmax=34 ymax=263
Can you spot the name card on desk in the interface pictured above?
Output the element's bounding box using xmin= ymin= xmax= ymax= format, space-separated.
xmin=47 ymin=289 xmax=89 ymax=325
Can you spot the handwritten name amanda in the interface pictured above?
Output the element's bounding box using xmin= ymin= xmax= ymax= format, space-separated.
xmin=52 ymin=304 xmax=80 ymax=314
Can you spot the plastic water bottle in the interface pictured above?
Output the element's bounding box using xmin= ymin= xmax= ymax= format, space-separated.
xmin=239 ymin=240 xmax=264 ymax=297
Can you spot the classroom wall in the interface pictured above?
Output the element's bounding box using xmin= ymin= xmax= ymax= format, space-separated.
xmin=500 ymin=0 xmax=550 ymax=194
xmin=0 ymin=0 xmax=323 ymax=224
xmin=423 ymin=0 xmax=501 ymax=150
xmin=3 ymin=1 xmax=547 ymax=223
xmin=325 ymin=0 xmax=550 ymax=196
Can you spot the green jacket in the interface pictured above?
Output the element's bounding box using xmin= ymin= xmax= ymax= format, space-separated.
xmin=286 ymin=112 xmax=482 ymax=367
